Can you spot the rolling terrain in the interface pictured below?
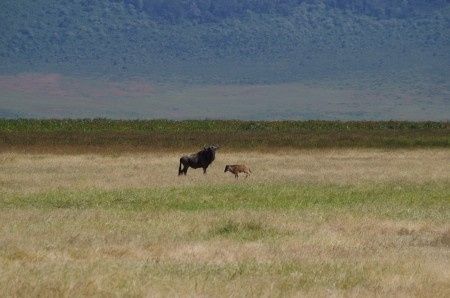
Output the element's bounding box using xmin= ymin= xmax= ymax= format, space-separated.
xmin=0 ymin=0 xmax=449 ymax=119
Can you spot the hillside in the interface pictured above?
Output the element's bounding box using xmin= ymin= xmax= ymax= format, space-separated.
xmin=1 ymin=0 xmax=449 ymax=83
xmin=0 ymin=1 xmax=449 ymax=119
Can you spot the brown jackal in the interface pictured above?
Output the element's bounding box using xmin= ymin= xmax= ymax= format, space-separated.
xmin=224 ymin=164 xmax=252 ymax=179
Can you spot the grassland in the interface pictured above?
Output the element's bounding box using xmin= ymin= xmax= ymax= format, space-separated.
xmin=1 ymin=120 xmax=449 ymax=153
xmin=1 ymin=148 xmax=449 ymax=296
xmin=1 ymin=149 xmax=449 ymax=193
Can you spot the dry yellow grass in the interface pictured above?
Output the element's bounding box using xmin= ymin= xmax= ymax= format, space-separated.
xmin=1 ymin=149 xmax=449 ymax=194
xmin=0 ymin=209 xmax=449 ymax=297
xmin=0 ymin=149 xmax=449 ymax=296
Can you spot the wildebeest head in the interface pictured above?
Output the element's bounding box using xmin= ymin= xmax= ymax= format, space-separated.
xmin=224 ymin=165 xmax=229 ymax=172
xmin=204 ymin=144 xmax=220 ymax=151
xmin=199 ymin=145 xmax=219 ymax=164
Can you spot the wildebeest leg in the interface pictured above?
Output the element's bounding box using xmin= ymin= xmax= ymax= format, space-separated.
xmin=203 ymin=166 xmax=207 ymax=174
xmin=179 ymin=162 xmax=188 ymax=176
xmin=235 ymin=173 xmax=239 ymax=179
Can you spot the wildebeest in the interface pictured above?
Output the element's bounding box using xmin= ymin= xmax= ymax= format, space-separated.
xmin=224 ymin=164 xmax=252 ymax=179
xmin=178 ymin=145 xmax=219 ymax=175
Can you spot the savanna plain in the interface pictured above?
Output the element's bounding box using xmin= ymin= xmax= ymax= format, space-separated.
xmin=0 ymin=121 xmax=449 ymax=297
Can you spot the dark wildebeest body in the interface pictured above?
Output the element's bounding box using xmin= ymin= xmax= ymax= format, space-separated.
xmin=179 ymin=145 xmax=219 ymax=175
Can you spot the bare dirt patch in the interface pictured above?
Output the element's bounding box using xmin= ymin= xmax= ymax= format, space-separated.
xmin=0 ymin=73 xmax=154 ymax=98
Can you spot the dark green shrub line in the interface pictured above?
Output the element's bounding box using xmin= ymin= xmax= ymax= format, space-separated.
xmin=0 ymin=120 xmax=448 ymax=151
xmin=1 ymin=119 xmax=448 ymax=133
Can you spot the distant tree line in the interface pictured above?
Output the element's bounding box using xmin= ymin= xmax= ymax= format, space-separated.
xmin=118 ymin=0 xmax=447 ymax=22
xmin=1 ymin=0 xmax=448 ymax=82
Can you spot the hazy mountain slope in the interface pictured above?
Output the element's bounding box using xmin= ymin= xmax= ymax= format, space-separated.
xmin=1 ymin=0 xmax=449 ymax=83
xmin=0 ymin=1 xmax=449 ymax=120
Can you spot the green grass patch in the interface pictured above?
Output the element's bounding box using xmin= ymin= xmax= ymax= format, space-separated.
xmin=2 ymin=183 xmax=449 ymax=220
xmin=208 ymin=219 xmax=282 ymax=241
